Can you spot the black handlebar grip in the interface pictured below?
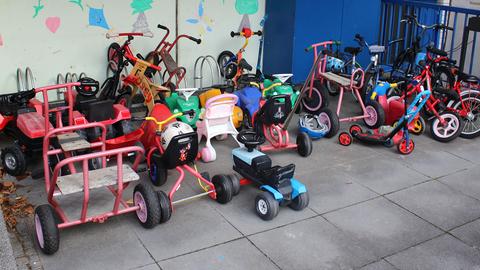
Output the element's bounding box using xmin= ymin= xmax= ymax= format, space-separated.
xmin=230 ymin=31 xmax=240 ymax=37
xmin=255 ymin=30 xmax=263 ymax=36
xmin=157 ymin=24 xmax=169 ymax=31
xmin=184 ymin=109 xmax=195 ymax=115
xmin=136 ymin=53 xmax=145 ymax=60
xmin=189 ymin=36 xmax=202 ymax=44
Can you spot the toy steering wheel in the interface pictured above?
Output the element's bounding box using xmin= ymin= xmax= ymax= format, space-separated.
xmin=237 ymin=130 xmax=265 ymax=152
xmin=76 ymin=77 xmax=100 ymax=97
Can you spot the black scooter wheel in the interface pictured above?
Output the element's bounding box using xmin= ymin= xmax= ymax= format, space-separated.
xmin=213 ymin=175 xmax=234 ymax=204
xmin=296 ymin=132 xmax=312 ymax=157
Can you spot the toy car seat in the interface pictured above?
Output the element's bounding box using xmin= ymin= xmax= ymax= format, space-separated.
xmin=298 ymin=114 xmax=328 ymax=139
xmin=196 ymin=94 xmax=241 ymax=162
xmin=234 ymin=86 xmax=262 ymax=119
xmin=151 ymin=125 xmax=198 ymax=170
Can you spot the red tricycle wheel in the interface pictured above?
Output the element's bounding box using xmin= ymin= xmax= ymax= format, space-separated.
xmin=338 ymin=132 xmax=353 ymax=146
xmin=349 ymin=125 xmax=362 ymax=135
xmin=397 ymin=138 xmax=415 ymax=155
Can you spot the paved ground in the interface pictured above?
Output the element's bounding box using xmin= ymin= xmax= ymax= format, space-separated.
xmin=2 ymin=93 xmax=480 ymax=270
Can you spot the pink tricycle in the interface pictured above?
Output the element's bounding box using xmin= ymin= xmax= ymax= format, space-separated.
xmin=34 ymin=122 xmax=155 ymax=255
xmin=304 ymin=41 xmax=384 ymax=129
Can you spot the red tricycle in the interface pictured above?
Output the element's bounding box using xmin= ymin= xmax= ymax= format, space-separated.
xmin=140 ymin=104 xmax=237 ymax=222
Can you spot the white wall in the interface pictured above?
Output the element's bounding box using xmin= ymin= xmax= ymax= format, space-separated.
xmin=0 ymin=0 xmax=265 ymax=94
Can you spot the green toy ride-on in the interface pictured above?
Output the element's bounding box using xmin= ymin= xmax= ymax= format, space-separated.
xmin=164 ymin=88 xmax=201 ymax=128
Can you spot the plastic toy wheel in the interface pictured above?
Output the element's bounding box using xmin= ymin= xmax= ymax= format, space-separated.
xmin=133 ymin=183 xmax=161 ymax=228
xmin=227 ymin=174 xmax=241 ymax=196
xmin=156 ymin=190 xmax=172 ymax=224
xmin=317 ymin=107 xmax=340 ymax=138
xmin=296 ymin=132 xmax=313 ymax=157
xmin=397 ymin=138 xmax=415 ymax=155
xmin=363 ymin=100 xmax=385 ymax=129
xmin=430 ymin=112 xmax=463 ymax=143
xmin=349 ymin=124 xmax=362 ymax=135
xmin=149 ymin=151 xmax=168 ymax=186
xmin=383 ymin=138 xmax=395 ymax=148
xmin=289 ymin=191 xmax=309 ymax=211
xmin=217 ymin=50 xmax=235 ymax=76
xmin=338 ymin=132 xmax=353 ymax=146
xmin=128 ymin=141 xmax=146 ymax=165
xmin=1 ymin=145 xmax=26 ymax=176
xmin=224 ymin=63 xmax=238 ymax=80
xmin=107 ymin=43 xmax=122 ymax=72
xmin=410 ymin=117 xmax=426 ymax=135
xmin=201 ymin=147 xmax=217 ymax=163
xmin=212 ymin=175 xmax=234 ymax=204
xmin=301 ymin=85 xmax=328 ymax=114
xmin=34 ymin=205 xmax=59 ymax=255
xmin=255 ymin=192 xmax=280 ymax=221
xmin=88 ymin=157 xmax=103 ymax=170
xmin=214 ymin=134 xmax=228 ymax=141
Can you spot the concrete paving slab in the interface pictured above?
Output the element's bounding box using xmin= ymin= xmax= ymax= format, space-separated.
xmin=207 ymin=184 xmax=317 ymax=236
xmin=0 ymin=211 xmax=17 ymax=270
xmin=127 ymin=196 xmax=242 ymax=262
xmin=339 ymin=156 xmax=430 ymax=195
xmin=248 ymin=216 xmax=377 ymax=270
xmin=37 ymin=218 xmax=155 ymax=270
xmin=438 ymin=166 xmax=480 ymax=201
xmin=385 ymin=148 xmax=473 ymax=179
xmin=295 ymin=167 xmax=378 ymax=214
xmin=159 ymin=238 xmax=279 ymax=270
xmin=450 ymin=219 xmax=480 ymax=249
xmin=324 ymin=197 xmax=443 ymax=258
xmin=359 ymin=259 xmax=397 ymax=270
xmin=385 ymin=234 xmax=480 ymax=270
xmin=386 ymin=181 xmax=480 ymax=231
xmin=130 ymin=263 xmax=161 ymax=270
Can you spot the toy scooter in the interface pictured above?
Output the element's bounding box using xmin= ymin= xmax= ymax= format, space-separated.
xmin=225 ymin=130 xmax=309 ymax=220
xmin=338 ymin=86 xmax=431 ymax=154
xmin=164 ymin=88 xmax=201 ymax=128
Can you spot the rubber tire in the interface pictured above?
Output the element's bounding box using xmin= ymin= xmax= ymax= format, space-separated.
xmin=34 ymin=205 xmax=60 ymax=255
xmin=133 ymin=183 xmax=161 ymax=228
xmin=317 ymin=107 xmax=340 ymax=138
xmin=432 ymin=65 xmax=455 ymax=89
xmin=1 ymin=144 xmax=27 ymax=176
xmin=430 ymin=111 xmax=464 ymax=143
xmin=227 ymin=174 xmax=241 ymax=196
xmin=452 ymin=93 xmax=480 ymax=139
xmin=212 ymin=174 xmax=234 ymax=204
xmin=296 ymin=132 xmax=312 ymax=157
xmin=363 ymin=100 xmax=385 ymax=129
xmin=361 ymin=72 xmax=376 ymax=101
xmin=338 ymin=132 xmax=353 ymax=146
xmin=410 ymin=116 xmax=426 ymax=135
xmin=224 ymin=62 xmax=238 ymax=80
xmin=149 ymin=151 xmax=168 ymax=186
xmin=289 ymin=191 xmax=309 ymax=211
xmin=107 ymin=43 xmax=122 ymax=73
xmin=302 ymin=83 xmax=328 ymax=114
xmin=88 ymin=157 xmax=103 ymax=170
xmin=156 ymin=190 xmax=172 ymax=224
xmin=255 ymin=192 xmax=280 ymax=221
xmin=397 ymin=138 xmax=415 ymax=155
xmin=217 ymin=50 xmax=235 ymax=77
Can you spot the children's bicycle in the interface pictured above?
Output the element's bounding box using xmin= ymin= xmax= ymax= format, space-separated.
xmin=217 ymin=27 xmax=262 ymax=88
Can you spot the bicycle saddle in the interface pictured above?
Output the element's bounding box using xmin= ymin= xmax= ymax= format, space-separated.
xmin=458 ymin=72 xmax=479 ymax=84
xmin=426 ymin=46 xmax=448 ymax=57
xmin=344 ymin=47 xmax=362 ymax=55
xmin=239 ymin=59 xmax=253 ymax=71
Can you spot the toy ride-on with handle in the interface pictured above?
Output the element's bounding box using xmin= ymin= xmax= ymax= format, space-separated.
xmin=34 ymin=122 xmax=158 ymax=255
xmin=164 ymin=88 xmax=202 ymax=128
xmin=339 ymin=86 xmax=431 ymax=155
xmin=225 ymin=130 xmax=309 ymax=220
xmin=140 ymin=105 xmax=237 ymax=223
xmin=196 ymin=93 xmax=242 ymax=162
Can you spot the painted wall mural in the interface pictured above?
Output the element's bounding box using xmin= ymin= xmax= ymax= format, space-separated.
xmin=235 ymin=0 xmax=258 ymax=15
xmin=45 ymin=16 xmax=61 ymax=33
xmin=88 ymin=6 xmax=110 ymax=29
xmin=186 ymin=0 xmax=214 ymax=36
xmin=68 ymin=0 xmax=84 ymax=11
xmin=32 ymin=0 xmax=44 ymax=18
xmin=131 ymin=0 xmax=154 ymax=35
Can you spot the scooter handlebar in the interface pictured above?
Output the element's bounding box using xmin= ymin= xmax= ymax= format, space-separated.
xmin=157 ymin=24 xmax=169 ymax=31
xmin=188 ymin=36 xmax=202 ymax=44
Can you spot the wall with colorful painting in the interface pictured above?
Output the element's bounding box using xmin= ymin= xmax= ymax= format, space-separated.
xmin=0 ymin=0 xmax=265 ymax=92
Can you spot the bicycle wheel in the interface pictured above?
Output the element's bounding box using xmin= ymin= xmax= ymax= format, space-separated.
xmin=432 ymin=65 xmax=455 ymax=89
xmin=451 ymin=90 xmax=480 ymax=139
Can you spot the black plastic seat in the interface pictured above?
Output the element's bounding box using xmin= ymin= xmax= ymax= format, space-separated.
xmin=239 ymin=59 xmax=253 ymax=71
xmin=75 ymin=97 xmax=114 ymax=122
xmin=158 ymin=131 xmax=198 ymax=169
xmin=261 ymin=164 xmax=295 ymax=187
xmin=251 ymin=155 xmax=272 ymax=172
xmin=459 ymin=72 xmax=479 ymax=84
xmin=344 ymin=47 xmax=362 ymax=55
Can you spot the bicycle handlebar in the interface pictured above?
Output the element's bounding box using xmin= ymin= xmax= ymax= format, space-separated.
xmin=401 ymin=15 xmax=452 ymax=31
xmin=106 ymin=32 xmax=153 ymax=39
xmin=124 ymin=53 xmax=161 ymax=71
xmin=157 ymin=24 xmax=169 ymax=31
xmin=230 ymin=30 xmax=262 ymax=37
xmin=145 ymin=109 xmax=195 ymax=131
xmin=188 ymin=36 xmax=202 ymax=44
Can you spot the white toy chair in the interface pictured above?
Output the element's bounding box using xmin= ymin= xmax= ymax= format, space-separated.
xmin=196 ymin=93 xmax=241 ymax=162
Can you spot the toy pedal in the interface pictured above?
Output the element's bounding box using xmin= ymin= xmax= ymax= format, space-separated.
xmin=57 ymin=132 xmax=90 ymax=152
xmin=55 ymin=164 xmax=139 ymax=196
